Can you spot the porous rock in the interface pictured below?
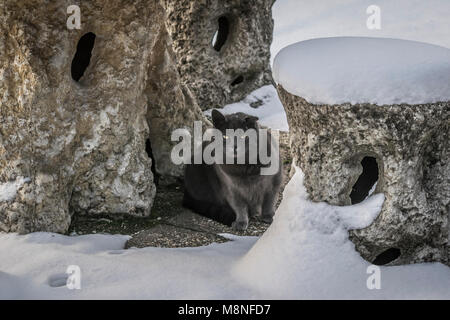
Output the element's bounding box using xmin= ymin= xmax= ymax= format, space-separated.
xmin=0 ymin=0 xmax=206 ymax=233
xmin=162 ymin=0 xmax=275 ymax=110
xmin=278 ymin=86 xmax=449 ymax=266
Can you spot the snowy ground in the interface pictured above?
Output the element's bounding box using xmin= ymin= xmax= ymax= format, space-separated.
xmin=1 ymin=168 xmax=449 ymax=299
xmin=1 ymin=0 xmax=449 ymax=299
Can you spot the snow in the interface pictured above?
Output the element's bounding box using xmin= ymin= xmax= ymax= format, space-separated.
xmin=271 ymin=0 xmax=450 ymax=62
xmin=0 ymin=232 xmax=257 ymax=299
xmin=212 ymin=0 xmax=450 ymax=126
xmin=1 ymin=0 xmax=450 ymax=300
xmin=208 ymin=0 xmax=450 ymax=126
xmin=234 ymin=168 xmax=450 ymax=299
xmin=273 ymin=37 xmax=450 ymax=105
xmin=0 ymin=177 xmax=30 ymax=202
xmin=1 ymin=167 xmax=449 ymax=299
xmin=205 ymin=85 xmax=289 ymax=132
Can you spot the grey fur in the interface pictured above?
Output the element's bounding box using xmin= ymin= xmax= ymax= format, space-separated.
xmin=183 ymin=110 xmax=282 ymax=230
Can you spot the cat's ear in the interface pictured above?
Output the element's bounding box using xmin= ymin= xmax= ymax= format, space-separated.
xmin=245 ymin=115 xmax=259 ymax=128
xmin=212 ymin=109 xmax=226 ymax=128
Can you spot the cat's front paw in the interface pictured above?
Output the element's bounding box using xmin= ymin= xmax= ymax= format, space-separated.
xmin=232 ymin=220 xmax=248 ymax=231
xmin=260 ymin=214 xmax=274 ymax=224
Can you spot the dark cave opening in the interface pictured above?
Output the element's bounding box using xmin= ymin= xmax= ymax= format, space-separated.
xmin=372 ymin=248 xmax=401 ymax=265
xmin=71 ymin=32 xmax=96 ymax=82
xmin=350 ymin=156 xmax=379 ymax=204
xmin=146 ymin=138 xmax=160 ymax=185
xmin=212 ymin=16 xmax=230 ymax=52
xmin=231 ymin=75 xmax=244 ymax=87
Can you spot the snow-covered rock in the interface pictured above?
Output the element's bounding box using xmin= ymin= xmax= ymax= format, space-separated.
xmin=274 ymin=37 xmax=449 ymax=265
xmin=234 ymin=168 xmax=450 ymax=299
xmin=273 ymin=37 xmax=450 ymax=105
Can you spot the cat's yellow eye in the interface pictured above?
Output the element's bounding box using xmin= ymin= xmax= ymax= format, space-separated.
xmin=223 ymin=135 xmax=229 ymax=140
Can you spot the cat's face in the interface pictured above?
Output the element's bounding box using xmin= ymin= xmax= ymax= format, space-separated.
xmin=211 ymin=109 xmax=260 ymax=170
xmin=211 ymin=109 xmax=259 ymax=133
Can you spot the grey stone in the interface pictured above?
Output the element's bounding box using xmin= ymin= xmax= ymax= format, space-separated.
xmin=0 ymin=0 xmax=276 ymax=234
xmin=277 ymin=85 xmax=449 ymax=266
xmin=162 ymin=0 xmax=275 ymax=110
xmin=0 ymin=0 xmax=205 ymax=233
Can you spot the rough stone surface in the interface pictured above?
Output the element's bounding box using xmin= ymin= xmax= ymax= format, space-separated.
xmin=162 ymin=0 xmax=275 ymax=110
xmin=278 ymin=86 xmax=449 ymax=266
xmin=0 ymin=0 xmax=206 ymax=233
xmin=144 ymin=15 xmax=208 ymax=179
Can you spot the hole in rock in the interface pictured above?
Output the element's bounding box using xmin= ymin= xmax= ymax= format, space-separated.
xmin=350 ymin=156 xmax=379 ymax=204
xmin=71 ymin=32 xmax=96 ymax=81
xmin=212 ymin=16 xmax=230 ymax=52
xmin=231 ymin=75 xmax=244 ymax=87
xmin=146 ymin=138 xmax=159 ymax=185
xmin=372 ymin=248 xmax=401 ymax=265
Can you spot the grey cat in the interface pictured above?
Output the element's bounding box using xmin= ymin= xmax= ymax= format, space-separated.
xmin=183 ymin=110 xmax=282 ymax=230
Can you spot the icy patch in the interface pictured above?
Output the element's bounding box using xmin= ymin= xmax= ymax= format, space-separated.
xmin=0 ymin=177 xmax=30 ymax=202
xmin=205 ymin=85 xmax=289 ymax=132
xmin=273 ymin=37 xmax=450 ymax=105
